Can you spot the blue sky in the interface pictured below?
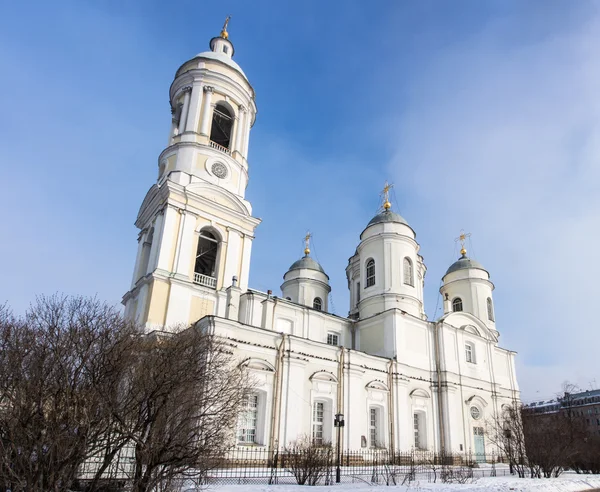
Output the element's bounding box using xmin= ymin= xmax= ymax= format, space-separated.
xmin=1 ymin=1 xmax=599 ymax=401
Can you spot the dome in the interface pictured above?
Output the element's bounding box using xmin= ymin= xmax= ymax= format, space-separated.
xmin=367 ymin=210 xmax=409 ymax=228
xmin=287 ymin=255 xmax=327 ymax=275
xmin=445 ymin=253 xmax=487 ymax=276
xmin=194 ymin=51 xmax=248 ymax=81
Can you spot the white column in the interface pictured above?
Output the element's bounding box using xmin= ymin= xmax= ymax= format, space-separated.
xmin=130 ymin=231 xmax=146 ymax=288
xmin=156 ymin=206 xmax=180 ymax=272
xmin=242 ymin=109 xmax=252 ymax=157
xmin=174 ymin=211 xmax=198 ymax=276
xmin=199 ymin=86 xmax=214 ymax=137
xmin=239 ymin=234 xmax=253 ymax=292
xmin=185 ymin=83 xmax=202 ymax=133
xmin=234 ymin=106 xmax=246 ymax=154
xmin=177 ymin=87 xmax=192 ymax=134
xmin=223 ymin=228 xmax=242 ymax=288
xmin=146 ymin=211 xmax=165 ymax=273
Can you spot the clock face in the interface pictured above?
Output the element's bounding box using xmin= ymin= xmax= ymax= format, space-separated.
xmin=470 ymin=406 xmax=481 ymax=420
xmin=211 ymin=162 xmax=228 ymax=179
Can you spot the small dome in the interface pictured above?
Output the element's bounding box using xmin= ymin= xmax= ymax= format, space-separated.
xmin=445 ymin=253 xmax=487 ymax=276
xmin=287 ymin=255 xmax=326 ymax=275
xmin=194 ymin=51 xmax=248 ymax=81
xmin=367 ymin=210 xmax=409 ymax=228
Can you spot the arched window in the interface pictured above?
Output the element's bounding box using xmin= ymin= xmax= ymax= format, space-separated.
xmin=452 ymin=297 xmax=463 ymax=312
xmin=210 ymin=103 xmax=233 ymax=149
xmin=487 ymin=297 xmax=494 ymax=321
xmin=313 ymin=297 xmax=322 ymax=311
xmin=366 ymin=259 xmax=376 ymax=288
xmin=403 ymin=257 xmax=414 ymax=286
xmin=194 ymin=229 xmax=219 ymax=288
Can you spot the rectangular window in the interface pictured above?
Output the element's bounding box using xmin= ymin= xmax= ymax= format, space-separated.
xmin=312 ymin=402 xmax=324 ymax=445
xmin=465 ymin=343 xmax=474 ymax=363
xmin=237 ymin=394 xmax=258 ymax=443
xmin=413 ymin=413 xmax=420 ymax=449
xmin=327 ymin=333 xmax=339 ymax=346
xmin=223 ymin=45 xmax=229 ymax=54
xmin=356 ymin=282 xmax=361 ymax=302
xmin=370 ymin=408 xmax=378 ymax=447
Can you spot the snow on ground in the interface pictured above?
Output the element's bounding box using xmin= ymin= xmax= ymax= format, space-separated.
xmin=205 ymin=473 xmax=600 ymax=492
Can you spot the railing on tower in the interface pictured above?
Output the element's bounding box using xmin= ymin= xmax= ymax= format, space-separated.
xmin=194 ymin=273 xmax=217 ymax=289
xmin=209 ymin=140 xmax=232 ymax=155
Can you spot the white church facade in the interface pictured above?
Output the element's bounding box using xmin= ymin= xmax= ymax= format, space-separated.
xmin=122 ymin=24 xmax=520 ymax=457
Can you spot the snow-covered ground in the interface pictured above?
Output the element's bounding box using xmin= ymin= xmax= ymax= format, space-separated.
xmin=203 ymin=473 xmax=600 ymax=492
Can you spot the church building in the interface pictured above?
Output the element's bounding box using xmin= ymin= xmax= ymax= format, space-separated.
xmin=122 ymin=22 xmax=520 ymax=457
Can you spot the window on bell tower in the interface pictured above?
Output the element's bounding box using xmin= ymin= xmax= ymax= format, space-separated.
xmin=452 ymin=297 xmax=463 ymax=312
xmin=194 ymin=229 xmax=220 ymax=288
xmin=403 ymin=257 xmax=414 ymax=286
xmin=210 ymin=103 xmax=233 ymax=149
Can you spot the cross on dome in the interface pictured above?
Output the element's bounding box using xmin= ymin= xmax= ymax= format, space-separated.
xmin=454 ymin=230 xmax=471 ymax=256
xmin=220 ymin=15 xmax=231 ymax=39
xmin=304 ymin=231 xmax=311 ymax=256
xmin=380 ymin=181 xmax=394 ymax=211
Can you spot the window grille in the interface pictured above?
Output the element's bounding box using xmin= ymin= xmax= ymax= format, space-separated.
xmin=452 ymin=297 xmax=463 ymax=312
xmin=366 ymin=259 xmax=376 ymax=287
xmin=370 ymin=408 xmax=378 ymax=447
xmin=465 ymin=343 xmax=474 ymax=363
xmin=403 ymin=257 xmax=414 ymax=286
xmin=487 ymin=297 xmax=494 ymax=321
xmin=312 ymin=402 xmax=324 ymax=445
xmin=326 ymin=333 xmax=339 ymax=346
xmin=237 ymin=394 xmax=258 ymax=443
xmin=313 ymin=297 xmax=322 ymax=311
xmin=413 ymin=413 xmax=420 ymax=449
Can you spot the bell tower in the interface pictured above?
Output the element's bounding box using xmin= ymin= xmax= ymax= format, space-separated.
xmin=123 ymin=20 xmax=261 ymax=330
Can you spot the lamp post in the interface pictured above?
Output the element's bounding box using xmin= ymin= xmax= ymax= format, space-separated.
xmin=334 ymin=413 xmax=345 ymax=483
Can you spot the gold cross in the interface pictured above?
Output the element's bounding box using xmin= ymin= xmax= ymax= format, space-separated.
xmin=304 ymin=231 xmax=311 ymax=255
xmin=221 ymin=15 xmax=231 ymax=38
xmin=454 ymin=230 xmax=471 ymax=256
xmin=380 ymin=181 xmax=393 ymax=210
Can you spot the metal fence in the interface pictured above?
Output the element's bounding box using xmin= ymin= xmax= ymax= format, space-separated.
xmin=79 ymin=447 xmax=512 ymax=489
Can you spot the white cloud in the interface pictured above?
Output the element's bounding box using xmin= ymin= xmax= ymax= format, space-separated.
xmin=386 ymin=9 xmax=600 ymax=399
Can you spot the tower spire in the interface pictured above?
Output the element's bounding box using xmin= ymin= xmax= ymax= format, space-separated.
xmin=455 ymin=230 xmax=471 ymax=257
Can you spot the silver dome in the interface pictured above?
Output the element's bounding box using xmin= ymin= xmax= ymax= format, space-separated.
xmin=445 ymin=254 xmax=487 ymax=276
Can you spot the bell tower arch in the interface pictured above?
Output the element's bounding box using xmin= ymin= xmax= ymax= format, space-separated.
xmin=123 ymin=20 xmax=261 ymax=331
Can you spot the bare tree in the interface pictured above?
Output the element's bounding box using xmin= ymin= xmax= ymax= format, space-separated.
xmin=486 ymin=404 xmax=528 ymax=478
xmin=0 ymin=295 xmax=139 ymax=492
xmin=283 ymin=436 xmax=334 ymax=486
xmin=0 ymin=296 xmax=252 ymax=492
xmin=119 ymin=326 xmax=252 ymax=492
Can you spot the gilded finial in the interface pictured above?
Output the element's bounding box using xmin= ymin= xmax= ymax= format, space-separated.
xmin=304 ymin=231 xmax=311 ymax=256
xmin=380 ymin=181 xmax=393 ymax=211
xmin=454 ymin=230 xmax=471 ymax=257
xmin=220 ymin=15 xmax=231 ymax=39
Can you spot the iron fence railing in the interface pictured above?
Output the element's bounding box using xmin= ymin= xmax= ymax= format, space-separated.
xmin=76 ymin=446 xmax=512 ymax=488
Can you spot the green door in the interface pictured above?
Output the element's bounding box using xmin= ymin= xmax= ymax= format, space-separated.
xmin=473 ymin=427 xmax=486 ymax=462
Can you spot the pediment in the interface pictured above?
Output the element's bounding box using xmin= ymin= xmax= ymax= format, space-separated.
xmin=440 ymin=311 xmax=498 ymax=343
xmin=465 ymin=394 xmax=488 ymax=407
xmin=366 ymin=380 xmax=389 ymax=391
xmin=309 ymin=370 xmax=338 ymax=383
xmin=186 ymin=182 xmax=250 ymax=216
xmin=239 ymin=357 xmax=275 ymax=372
xmin=410 ymin=388 xmax=430 ymax=399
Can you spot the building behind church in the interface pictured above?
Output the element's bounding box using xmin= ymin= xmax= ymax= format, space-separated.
xmin=122 ymin=23 xmax=520 ymax=458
